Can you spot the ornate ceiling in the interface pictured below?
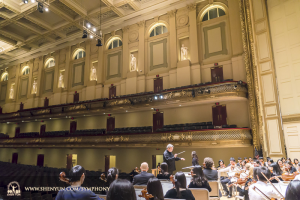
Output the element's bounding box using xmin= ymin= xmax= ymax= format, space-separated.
xmin=0 ymin=0 xmax=194 ymax=68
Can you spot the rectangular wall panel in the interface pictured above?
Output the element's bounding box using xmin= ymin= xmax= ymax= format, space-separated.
xmin=266 ymin=119 xmax=282 ymax=154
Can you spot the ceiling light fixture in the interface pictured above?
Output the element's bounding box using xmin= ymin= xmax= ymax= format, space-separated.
xmin=93 ymin=27 xmax=96 ymax=32
xmin=36 ymin=0 xmax=50 ymax=13
xmin=23 ymin=0 xmax=28 ymax=4
xmin=45 ymin=7 xmax=49 ymax=12
xmin=90 ymin=35 xmax=94 ymax=39
xmin=31 ymin=0 xmax=36 ymax=2
xmin=87 ymin=23 xmax=91 ymax=28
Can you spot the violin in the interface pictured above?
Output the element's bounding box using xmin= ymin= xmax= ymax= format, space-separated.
xmin=281 ymin=172 xmax=300 ymax=181
xmin=100 ymin=173 xmax=107 ymax=182
xmin=188 ymin=169 xmax=196 ymax=177
xmin=138 ymin=188 xmax=154 ymax=200
xmin=59 ymin=171 xmax=71 ymax=184
xmin=134 ymin=167 xmax=141 ymax=174
xmin=170 ymin=175 xmax=175 ymax=186
xmin=157 ymin=166 xmax=162 ymax=174
xmin=202 ymin=163 xmax=206 ymax=168
xmin=228 ymin=178 xmax=248 ymax=188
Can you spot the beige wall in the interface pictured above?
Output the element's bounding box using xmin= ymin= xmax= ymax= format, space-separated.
xmin=0 ymin=146 xmax=253 ymax=172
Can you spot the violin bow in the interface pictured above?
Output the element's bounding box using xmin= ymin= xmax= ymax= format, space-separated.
xmin=253 ymin=186 xmax=271 ymax=200
xmin=261 ymin=172 xmax=285 ymax=199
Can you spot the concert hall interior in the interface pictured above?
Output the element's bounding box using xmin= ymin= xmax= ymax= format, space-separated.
xmin=0 ymin=0 xmax=300 ymax=199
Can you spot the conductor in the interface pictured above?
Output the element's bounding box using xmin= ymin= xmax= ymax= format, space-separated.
xmin=163 ymin=144 xmax=185 ymax=175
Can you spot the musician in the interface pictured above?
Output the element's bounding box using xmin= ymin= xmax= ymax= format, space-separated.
xmin=203 ymin=157 xmax=218 ymax=180
xmin=163 ymin=144 xmax=185 ymax=175
xmin=129 ymin=167 xmax=140 ymax=182
xmin=237 ymin=157 xmax=242 ymax=167
xmin=218 ymin=160 xmax=226 ymax=169
xmin=188 ymin=165 xmax=211 ymax=192
xmin=56 ymin=165 xmax=104 ymax=200
xmin=259 ymin=157 xmax=266 ymax=167
xmin=244 ymin=157 xmax=249 ymax=163
xmin=285 ymin=180 xmax=300 ymax=200
xmin=249 ymin=167 xmax=282 ymax=200
xmin=248 ymin=157 xmax=252 ymax=163
xmin=164 ymin=172 xmax=195 ymax=200
xmin=240 ymin=163 xmax=252 ymax=179
xmin=267 ymin=159 xmax=273 ymax=166
xmin=218 ymin=157 xmax=240 ymax=198
xmin=133 ymin=162 xmax=155 ymax=185
xmin=281 ymin=157 xmax=286 ymax=163
xmin=99 ymin=167 xmax=119 ymax=195
xmin=294 ymin=158 xmax=299 ymax=168
xmin=156 ymin=162 xmax=170 ymax=180
xmin=268 ymin=162 xmax=282 ymax=183
xmin=147 ymin=178 xmax=164 ymax=200
xmin=106 ymin=179 xmax=136 ymax=200
xmin=254 ymin=160 xmax=261 ymax=167
xmin=191 ymin=151 xmax=199 ymax=166
xmin=286 ymin=162 xmax=297 ymax=173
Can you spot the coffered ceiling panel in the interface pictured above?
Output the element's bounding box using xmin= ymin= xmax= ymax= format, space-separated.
xmin=3 ymin=23 xmax=37 ymax=40
xmin=17 ymin=17 xmax=47 ymax=33
xmin=29 ymin=10 xmax=66 ymax=27
xmin=0 ymin=7 xmax=17 ymax=18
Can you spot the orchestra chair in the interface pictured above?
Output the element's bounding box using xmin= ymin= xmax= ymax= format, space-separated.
xmin=133 ymin=185 xmax=147 ymax=189
xmin=189 ymin=188 xmax=210 ymax=200
xmin=235 ymin=195 xmax=245 ymax=200
xmin=208 ymin=181 xmax=220 ymax=200
xmin=98 ymin=195 xmax=107 ymax=200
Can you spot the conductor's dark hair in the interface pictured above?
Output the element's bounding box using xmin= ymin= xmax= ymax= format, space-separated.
xmin=107 ymin=179 xmax=136 ymax=200
xmin=257 ymin=167 xmax=271 ymax=182
xmin=147 ymin=178 xmax=164 ymax=200
xmin=107 ymin=167 xmax=119 ymax=186
xmin=230 ymin=157 xmax=236 ymax=162
xmin=160 ymin=162 xmax=169 ymax=175
xmin=269 ymin=162 xmax=282 ymax=176
xmin=174 ymin=172 xmax=187 ymax=198
xmin=68 ymin=165 xmax=86 ymax=183
xmin=285 ymin=180 xmax=300 ymax=200
xmin=192 ymin=165 xmax=207 ymax=187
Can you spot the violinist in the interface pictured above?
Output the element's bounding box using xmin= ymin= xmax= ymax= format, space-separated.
xmin=56 ymin=165 xmax=104 ymax=200
xmin=285 ymin=180 xmax=300 ymax=200
xmin=218 ymin=159 xmax=226 ymax=169
xmin=133 ymin=162 xmax=155 ymax=185
xmin=249 ymin=167 xmax=282 ymax=200
xmin=147 ymin=178 xmax=164 ymax=200
xmin=268 ymin=162 xmax=282 ymax=183
xmin=129 ymin=167 xmax=140 ymax=182
xmin=259 ymin=157 xmax=266 ymax=167
xmin=236 ymin=165 xmax=254 ymax=200
xmin=188 ymin=165 xmax=211 ymax=192
xmin=244 ymin=157 xmax=249 ymax=163
xmin=156 ymin=162 xmax=170 ymax=180
xmin=248 ymin=157 xmax=252 ymax=163
xmin=281 ymin=157 xmax=286 ymax=164
xmin=237 ymin=157 xmax=243 ymax=167
xmin=106 ymin=179 xmax=136 ymax=200
xmin=267 ymin=158 xmax=274 ymax=166
xmin=285 ymin=162 xmax=297 ymax=174
xmin=277 ymin=159 xmax=284 ymax=171
xmin=203 ymin=157 xmax=218 ymax=180
xmin=294 ymin=158 xmax=299 ymax=169
xmin=191 ymin=151 xmax=199 ymax=166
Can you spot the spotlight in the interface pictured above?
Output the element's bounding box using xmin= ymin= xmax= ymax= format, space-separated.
xmin=93 ymin=27 xmax=96 ymax=32
xmin=37 ymin=2 xmax=43 ymax=13
xmin=82 ymin=30 xmax=87 ymax=38
xmin=96 ymin=39 xmax=103 ymax=47
xmin=90 ymin=35 xmax=94 ymax=39
xmin=23 ymin=0 xmax=28 ymax=4
xmin=234 ymin=85 xmax=237 ymax=90
xmin=87 ymin=23 xmax=91 ymax=28
xmin=160 ymin=95 xmax=163 ymax=99
xmin=238 ymin=80 xmax=243 ymax=85
xmin=31 ymin=0 xmax=35 ymax=2
xmin=45 ymin=7 xmax=49 ymax=12
xmin=154 ymin=96 xmax=158 ymax=100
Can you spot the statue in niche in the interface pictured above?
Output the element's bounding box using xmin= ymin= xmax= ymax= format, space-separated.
xmin=32 ymin=80 xmax=37 ymax=94
xmin=181 ymin=44 xmax=188 ymax=61
xmin=90 ymin=66 xmax=97 ymax=81
xmin=130 ymin=54 xmax=137 ymax=72
xmin=58 ymin=73 xmax=64 ymax=88
xmin=9 ymin=85 xmax=14 ymax=99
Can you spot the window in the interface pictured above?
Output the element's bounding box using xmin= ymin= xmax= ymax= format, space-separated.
xmin=74 ymin=50 xmax=86 ymax=60
xmin=2 ymin=74 xmax=8 ymax=81
xmin=23 ymin=67 xmax=30 ymax=75
xmin=150 ymin=25 xmax=168 ymax=37
xmin=202 ymin=7 xmax=226 ymax=22
xmin=108 ymin=39 xmax=122 ymax=50
xmin=46 ymin=59 xmax=55 ymax=68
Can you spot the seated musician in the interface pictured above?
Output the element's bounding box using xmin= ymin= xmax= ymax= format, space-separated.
xmin=237 ymin=165 xmax=254 ymax=200
xmin=249 ymin=167 xmax=282 ymax=200
xmin=218 ymin=157 xmax=241 ymax=198
xmin=259 ymin=157 xmax=266 ymax=167
xmin=133 ymin=162 xmax=155 ymax=185
xmin=106 ymin=179 xmax=136 ymax=200
xmin=156 ymin=162 xmax=170 ymax=180
xmin=267 ymin=159 xmax=273 ymax=166
xmin=285 ymin=162 xmax=297 ymax=174
xmin=240 ymin=163 xmax=252 ymax=179
xmin=129 ymin=167 xmax=139 ymax=182
xmin=164 ymin=172 xmax=195 ymax=200
xmin=203 ymin=157 xmax=218 ymax=180
xmin=99 ymin=167 xmax=119 ymax=194
xmin=147 ymin=178 xmax=164 ymax=200
xmin=294 ymin=158 xmax=299 ymax=169
xmin=237 ymin=157 xmax=243 ymax=167
xmin=277 ymin=159 xmax=284 ymax=170
xmin=248 ymin=157 xmax=252 ymax=163
xmin=285 ymin=180 xmax=300 ymax=200
xmin=56 ymin=165 xmax=104 ymax=200
xmin=188 ymin=165 xmax=211 ymax=192
xmin=244 ymin=157 xmax=249 ymax=163
xmin=254 ymin=160 xmax=261 ymax=167
xmin=240 ymin=160 xmax=246 ymax=170
xmin=281 ymin=157 xmax=286 ymax=164
xmin=268 ymin=163 xmax=282 ymax=183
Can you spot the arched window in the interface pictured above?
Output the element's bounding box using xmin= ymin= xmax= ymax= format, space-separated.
xmin=150 ymin=25 xmax=168 ymax=37
xmin=45 ymin=59 xmax=55 ymax=68
xmin=108 ymin=39 xmax=122 ymax=50
xmin=22 ymin=66 xmax=30 ymax=75
xmin=74 ymin=50 xmax=86 ymax=60
xmin=1 ymin=73 xmax=8 ymax=81
xmin=202 ymin=7 xmax=226 ymax=22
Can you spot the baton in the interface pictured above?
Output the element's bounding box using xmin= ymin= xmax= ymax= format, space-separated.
xmin=176 ymin=151 xmax=185 ymax=155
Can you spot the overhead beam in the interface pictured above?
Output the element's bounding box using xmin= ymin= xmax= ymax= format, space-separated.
xmin=60 ymin=0 xmax=87 ymax=18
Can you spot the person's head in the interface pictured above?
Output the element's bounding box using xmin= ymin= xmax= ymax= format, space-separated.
xmin=229 ymin=157 xmax=236 ymax=165
xmin=241 ymin=160 xmax=246 ymax=166
xmin=107 ymin=167 xmax=119 ymax=186
xmin=147 ymin=178 xmax=164 ymax=200
xmin=244 ymin=157 xmax=248 ymax=162
xmin=160 ymin=162 xmax=168 ymax=175
xmin=277 ymin=159 xmax=283 ymax=166
xmin=287 ymin=158 xmax=292 ymax=163
xmin=281 ymin=157 xmax=286 ymax=163
xmin=294 ymin=159 xmax=299 ymax=164
xmin=285 ymin=180 xmax=300 ymax=200
xmin=269 ymin=162 xmax=282 ymax=175
xmin=266 ymin=157 xmax=270 ymax=161
xmin=249 ymin=165 xmax=254 ymax=177
xmin=191 ymin=165 xmax=207 ymax=186
xmin=287 ymin=162 xmax=293 ymax=168
xmin=203 ymin=157 xmax=214 ymax=169
xmin=253 ymin=167 xmax=259 ymax=181
xmin=254 ymin=160 xmax=261 ymax=167
xmin=140 ymin=162 xmax=149 ymax=172
xmin=218 ymin=160 xmax=224 ymax=167
xmin=238 ymin=157 xmax=242 ymax=163
xmin=191 ymin=151 xmax=198 ymax=160
xmin=268 ymin=159 xmax=274 ymax=165
xmin=245 ymin=163 xmax=251 ymax=171
xmin=256 ymin=167 xmax=271 ymax=182
xmin=107 ymin=179 xmax=136 ymax=200
xmin=174 ymin=172 xmax=186 ymax=198
xmin=249 ymin=157 xmax=252 ymax=161
xmin=259 ymin=157 xmax=264 ymax=162
xmin=166 ymin=144 xmax=173 ymax=152
xmin=68 ymin=165 xmax=86 ymax=186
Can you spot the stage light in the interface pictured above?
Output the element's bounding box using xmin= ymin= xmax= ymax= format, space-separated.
xmin=45 ymin=7 xmax=49 ymax=12
xmin=23 ymin=0 xmax=28 ymax=4
xmin=238 ymin=80 xmax=243 ymax=85
xmin=93 ymin=27 xmax=96 ymax=32
xmin=87 ymin=23 xmax=91 ymax=28
xmin=90 ymin=35 xmax=93 ymax=39
xmin=160 ymin=95 xmax=163 ymax=99
xmin=49 ymin=118 xmax=51 ymax=119
xmin=154 ymin=96 xmax=158 ymax=100
xmin=96 ymin=39 xmax=102 ymax=47
xmin=179 ymin=105 xmax=181 ymax=106
xmin=37 ymin=2 xmax=43 ymax=13
xmin=234 ymin=85 xmax=237 ymax=89
xmin=31 ymin=0 xmax=35 ymax=2
xmin=82 ymin=30 xmax=87 ymax=38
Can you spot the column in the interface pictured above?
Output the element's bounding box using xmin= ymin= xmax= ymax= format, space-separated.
xmin=122 ymin=26 xmax=129 ymax=78
xmin=84 ymin=41 xmax=91 ymax=86
xmin=187 ymin=3 xmax=199 ymax=66
xmin=138 ymin=21 xmax=145 ymax=75
xmin=168 ymin=9 xmax=177 ymax=69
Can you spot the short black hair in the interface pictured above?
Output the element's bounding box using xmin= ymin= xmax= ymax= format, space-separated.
xmin=107 ymin=179 xmax=136 ymax=200
xmin=244 ymin=157 xmax=248 ymax=160
xmin=259 ymin=157 xmax=263 ymax=160
xmin=285 ymin=180 xmax=300 ymax=200
xmin=238 ymin=157 xmax=242 ymax=160
xmin=230 ymin=157 xmax=236 ymax=162
xmin=68 ymin=165 xmax=86 ymax=183
xmin=256 ymin=166 xmax=271 ymax=182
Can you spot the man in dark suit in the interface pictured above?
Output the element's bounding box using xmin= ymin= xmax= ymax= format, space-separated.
xmin=203 ymin=157 xmax=218 ymax=180
xmin=163 ymin=144 xmax=185 ymax=175
xmin=132 ymin=162 xmax=155 ymax=185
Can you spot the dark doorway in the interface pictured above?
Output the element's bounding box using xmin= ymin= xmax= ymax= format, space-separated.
xmin=37 ymin=154 xmax=44 ymax=167
xmin=211 ymin=66 xmax=223 ymax=83
xmin=109 ymin=86 xmax=116 ymax=99
xmin=105 ymin=155 xmax=110 ymax=172
xmin=66 ymin=154 xmax=73 ymax=170
xmin=152 ymin=155 xmax=156 ymax=169
xmin=153 ymin=112 xmax=164 ymax=132
xmin=70 ymin=121 xmax=77 ymax=134
xmin=212 ymin=105 xmax=227 ymax=126
xmin=44 ymin=98 xmax=49 ymax=107
xmin=12 ymin=153 xmax=18 ymax=164
xmin=107 ymin=117 xmax=115 ymax=131
xmin=40 ymin=125 xmax=46 ymax=136
xmin=154 ymin=78 xmax=163 ymax=93
xmin=15 ymin=127 xmax=20 ymax=137
xmin=74 ymin=92 xmax=79 ymax=103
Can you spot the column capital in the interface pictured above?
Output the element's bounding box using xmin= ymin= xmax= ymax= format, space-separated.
xmin=137 ymin=20 xmax=145 ymax=28
xmin=122 ymin=25 xmax=130 ymax=33
xmin=187 ymin=3 xmax=196 ymax=12
xmin=167 ymin=9 xmax=177 ymax=18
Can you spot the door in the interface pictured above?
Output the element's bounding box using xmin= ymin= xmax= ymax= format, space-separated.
xmin=105 ymin=155 xmax=110 ymax=172
xmin=44 ymin=98 xmax=49 ymax=107
xmin=109 ymin=86 xmax=116 ymax=99
xmin=66 ymin=154 xmax=73 ymax=170
xmin=40 ymin=125 xmax=46 ymax=135
xmin=37 ymin=154 xmax=44 ymax=167
xmin=153 ymin=112 xmax=164 ymax=132
xmin=152 ymin=155 xmax=156 ymax=169
xmin=154 ymin=78 xmax=163 ymax=93
xmin=20 ymin=102 xmax=24 ymax=111
xmin=73 ymin=92 xmax=79 ymax=103
xmin=15 ymin=127 xmax=20 ymax=137
xmin=211 ymin=66 xmax=223 ymax=83
xmin=107 ymin=117 xmax=115 ymax=131
xmin=212 ymin=105 xmax=227 ymax=126
xmin=70 ymin=121 xmax=77 ymax=134
xmin=12 ymin=153 xmax=18 ymax=164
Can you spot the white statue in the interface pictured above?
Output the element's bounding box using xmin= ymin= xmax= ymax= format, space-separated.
xmin=32 ymin=80 xmax=37 ymax=94
xmin=9 ymin=85 xmax=14 ymax=99
xmin=90 ymin=66 xmax=97 ymax=81
xmin=181 ymin=44 xmax=188 ymax=61
xmin=130 ymin=54 xmax=137 ymax=71
xmin=58 ymin=73 xmax=64 ymax=88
